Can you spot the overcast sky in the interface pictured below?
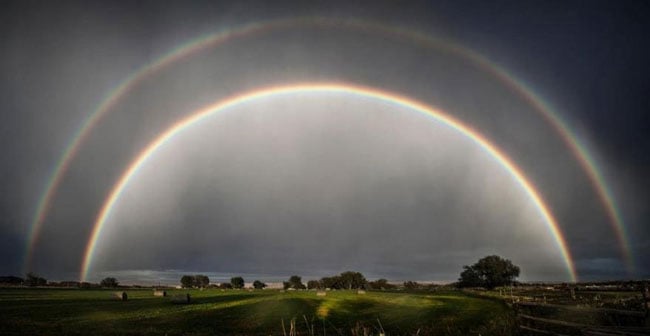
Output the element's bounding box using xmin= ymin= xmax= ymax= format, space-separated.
xmin=1 ymin=1 xmax=648 ymax=284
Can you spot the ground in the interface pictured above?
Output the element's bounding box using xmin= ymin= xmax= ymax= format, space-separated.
xmin=0 ymin=288 xmax=514 ymax=335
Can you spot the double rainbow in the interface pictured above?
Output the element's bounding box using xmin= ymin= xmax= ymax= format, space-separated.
xmin=23 ymin=17 xmax=632 ymax=279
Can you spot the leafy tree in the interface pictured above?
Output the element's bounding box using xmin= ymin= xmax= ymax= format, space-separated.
xmin=307 ymin=280 xmax=321 ymax=290
xmin=194 ymin=274 xmax=210 ymax=288
xmin=339 ymin=271 xmax=367 ymax=289
xmin=319 ymin=272 xmax=367 ymax=290
xmin=253 ymin=280 xmax=266 ymax=289
xmin=25 ymin=272 xmax=46 ymax=287
xmin=458 ymin=255 xmax=520 ymax=289
xmin=219 ymin=282 xmax=233 ymax=289
xmin=180 ymin=275 xmax=194 ymax=288
xmin=459 ymin=266 xmax=482 ymax=287
xmin=287 ymin=275 xmax=306 ymax=289
xmin=230 ymin=276 xmax=245 ymax=289
xmin=100 ymin=277 xmax=119 ymax=288
xmin=320 ymin=276 xmax=341 ymax=289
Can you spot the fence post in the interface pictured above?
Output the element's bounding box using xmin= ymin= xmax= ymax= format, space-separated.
xmin=642 ymin=282 xmax=649 ymax=326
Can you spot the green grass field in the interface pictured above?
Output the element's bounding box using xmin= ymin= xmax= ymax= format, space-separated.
xmin=0 ymin=288 xmax=515 ymax=335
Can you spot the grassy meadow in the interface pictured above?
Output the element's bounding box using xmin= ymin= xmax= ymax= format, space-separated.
xmin=0 ymin=288 xmax=515 ymax=335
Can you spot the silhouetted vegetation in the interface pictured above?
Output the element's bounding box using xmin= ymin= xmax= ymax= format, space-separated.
xmin=100 ymin=277 xmax=119 ymax=288
xmin=25 ymin=272 xmax=46 ymax=287
xmin=284 ymin=275 xmax=306 ymax=290
xmin=230 ymin=276 xmax=244 ymax=289
xmin=317 ymin=271 xmax=368 ymax=290
xmin=218 ymin=282 xmax=232 ymax=289
xmin=180 ymin=275 xmax=210 ymax=288
xmin=306 ymin=279 xmax=321 ymax=289
xmin=0 ymin=275 xmax=24 ymax=285
xmin=252 ymin=280 xmax=266 ymax=289
xmin=403 ymin=280 xmax=420 ymax=290
xmin=458 ymin=255 xmax=520 ymax=289
xmin=180 ymin=275 xmax=194 ymax=288
xmin=193 ymin=275 xmax=209 ymax=288
xmin=368 ymin=278 xmax=396 ymax=290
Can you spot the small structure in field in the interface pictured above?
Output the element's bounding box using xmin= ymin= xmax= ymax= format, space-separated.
xmin=316 ymin=291 xmax=326 ymax=296
xmin=357 ymin=290 xmax=366 ymax=295
xmin=113 ymin=291 xmax=127 ymax=301
xmin=171 ymin=293 xmax=191 ymax=304
xmin=153 ymin=290 xmax=167 ymax=297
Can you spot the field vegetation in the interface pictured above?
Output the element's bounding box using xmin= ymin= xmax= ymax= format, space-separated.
xmin=0 ymin=288 xmax=515 ymax=335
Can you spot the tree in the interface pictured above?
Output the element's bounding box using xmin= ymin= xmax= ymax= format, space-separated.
xmin=253 ymin=280 xmax=266 ymax=289
xmin=194 ymin=275 xmax=210 ymax=288
xmin=339 ymin=271 xmax=367 ymax=290
xmin=286 ymin=275 xmax=306 ymax=290
xmin=25 ymin=272 xmax=46 ymax=287
xmin=458 ymin=266 xmax=482 ymax=287
xmin=180 ymin=275 xmax=194 ymax=288
xmin=320 ymin=276 xmax=341 ymax=289
xmin=231 ymin=276 xmax=245 ymax=289
xmin=100 ymin=277 xmax=119 ymax=288
xmin=319 ymin=272 xmax=368 ymax=290
xmin=307 ymin=280 xmax=321 ymax=290
xmin=219 ymin=282 xmax=233 ymax=289
xmin=458 ymin=255 xmax=520 ymax=289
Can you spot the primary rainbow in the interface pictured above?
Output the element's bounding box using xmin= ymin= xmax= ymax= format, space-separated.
xmin=79 ymin=83 xmax=578 ymax=282
xmin=26 ymin=17 xmax=632 ymax=276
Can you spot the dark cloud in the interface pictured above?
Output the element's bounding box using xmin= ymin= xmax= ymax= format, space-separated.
xmin=1 ymin=1 xmax=648 ymax=282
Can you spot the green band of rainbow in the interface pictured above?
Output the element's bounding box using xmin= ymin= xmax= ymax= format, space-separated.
xmin=79 ymin=83 xmax=578 ymax=282
xmin=25 ymin=17 xmax=631 ymax=276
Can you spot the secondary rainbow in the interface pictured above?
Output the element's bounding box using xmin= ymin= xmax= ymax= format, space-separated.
xmin=79 ymin=83 xmax=578 ymax=283
xmin=26 ymin=17 xmax=631 ymax=275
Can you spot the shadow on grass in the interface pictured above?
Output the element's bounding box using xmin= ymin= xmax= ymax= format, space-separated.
xmin=323 ymin=294 xmax=514 ymax=336
xmin=152 ymin=296 xmax=322 ymax=335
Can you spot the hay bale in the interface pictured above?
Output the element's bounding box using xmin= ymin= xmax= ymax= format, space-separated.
xmin=113 ymin=291 xmax=127 ymax=301
xmin=357 ymin=290 xmax=366 ymax=295
xmin=171 ymin=293 xmax=191 ymax=304
xmin=316 ymin=291 xmax=327 ymax=296
xmin=153 ymin=290 xmax=167 ymax=297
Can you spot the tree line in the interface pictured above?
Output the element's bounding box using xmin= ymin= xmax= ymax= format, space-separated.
xmin=3 ymin=255 xmax=520 ymax=290
xmin=177 ymin=256 xmax=520 ymax=290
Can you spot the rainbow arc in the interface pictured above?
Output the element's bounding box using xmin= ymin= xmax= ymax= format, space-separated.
xmin=24 ymin=18 xmax=633 ymax=278
xmin=79 ymin=83 xmax=578 ymax=282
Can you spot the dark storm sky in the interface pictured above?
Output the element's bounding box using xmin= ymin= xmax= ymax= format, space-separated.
xmin=0 ymin=1 xmax=648 ymax=283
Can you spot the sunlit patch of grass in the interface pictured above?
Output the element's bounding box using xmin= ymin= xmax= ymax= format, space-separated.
xmin=0 ymin=288 xmax=515 ymax=335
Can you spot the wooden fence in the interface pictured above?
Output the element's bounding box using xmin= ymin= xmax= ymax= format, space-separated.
xmin=514 ymin=301 xmax=650 ymax=336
